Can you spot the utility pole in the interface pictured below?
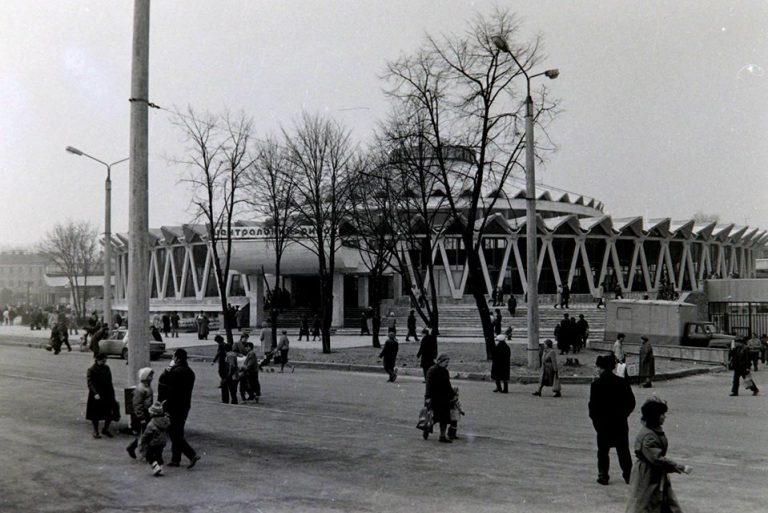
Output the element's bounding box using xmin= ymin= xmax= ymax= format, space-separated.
xmin=127 ymin=0 xmax=151 ymax=386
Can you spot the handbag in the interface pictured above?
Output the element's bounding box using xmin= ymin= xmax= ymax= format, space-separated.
xmin=111 ymin=400 xmax=122 ymax=422
xmin=416 ymin=406 xmax=434 ymax=432
xmin=552 ymin=373 xmax=562 ymax=393
xmin=743 ymin=373 xmax=756 ymax=391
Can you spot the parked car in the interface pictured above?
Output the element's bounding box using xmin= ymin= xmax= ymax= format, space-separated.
xmin=98 ymin=328 xmax=166 ymax=360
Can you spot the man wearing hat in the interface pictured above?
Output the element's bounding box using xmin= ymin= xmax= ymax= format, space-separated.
xmin=379 ymin=331 xmax=399 ymax=382
xmin=589 ymin=353 xmax=636 ymax=485
xmin=158 ymin=349 xmax=201 ymax=469
xmin=638 ymin=336 xmax=655 ymax=389
xmin=416 ymin=328 xmax=437 ymax=381
xmin=491 ymin=334 xmax=511 ymax=393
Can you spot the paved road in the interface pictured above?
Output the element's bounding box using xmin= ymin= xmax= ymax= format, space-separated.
xmin=0 ymin=343 xmax=766 ymax=513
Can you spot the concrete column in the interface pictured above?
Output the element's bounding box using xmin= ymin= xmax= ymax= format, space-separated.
xmin=247 ymin=273 xmax=265 ymax=329
xmin=332 ymin=273 xmax=344 ymax=327
xmin=357 ymin=275 xmax=369 ymax=308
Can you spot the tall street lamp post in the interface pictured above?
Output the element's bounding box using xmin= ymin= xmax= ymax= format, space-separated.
xmin=66 ymin=146 xmax=129 ymax=327
xmin=492 ymin=36 xmax=559 ymax=368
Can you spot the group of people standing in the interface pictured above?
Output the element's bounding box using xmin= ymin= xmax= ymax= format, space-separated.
xmin=85 ymin=349 xmax=200 ymax=476
xmin=554 ymin=313 xmax=590 ymax=356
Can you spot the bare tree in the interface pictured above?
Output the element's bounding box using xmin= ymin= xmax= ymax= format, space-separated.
xmin=244 ymin=135 xmax=301 ymax=347
xmin=283 ymin=112 xmax=357 ymax=353
xmin=39 ymin=220 xmax=100 ymax=321
xmin=383 ymin=10 xmax=559 ymax=359
xmin=174 ymin=107 xmax=253 ymax=344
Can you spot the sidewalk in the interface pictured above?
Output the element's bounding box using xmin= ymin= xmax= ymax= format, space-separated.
xmin=0 ymin=324 xmax=723 ymax=385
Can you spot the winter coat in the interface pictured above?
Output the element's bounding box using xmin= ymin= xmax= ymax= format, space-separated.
xmin=540 ymin=348 xmax=559 ymax=387
xmin=139 ymin=414 xmax=170 ymax=456
xmin=491 ymin=340 xmax=511 ymax=381
xmin=243 ymin=350 xmax=258 ymax=372
xmin=132 ymin=382 xmax=154 ymax=423
xmin=639 ymin=341 xmax=656 ymax=379
xmin=157 ymin=363 xmax=195 ymax=419
xmin=407 ymin=314 xmax=417 ymax=331
xmin=276 ymin=334 xmax=290 ymax=352
xmin=85 ymin=363 xmax=116 ymax=421
xmin=493 ymin=314 xmax=502 ymax=335
xmin=625 ymin=426 xmax=685 ymax=513
xmin=730 ymin=341 xmax=750 ymax=373
xmin=213 ymin=343 xmax=229 ymax=379
xmin=379 ymin=338 xmax=399 ymax=369
xmin=589 ymin=371 xmax=636 ymax=441
xmin=223 ymin=351 xmax=240 ymax=381
xmin=425 ymin=365 xmax=456 ymax=424
xmin=416 ymin=334 xmax=438 ymax=369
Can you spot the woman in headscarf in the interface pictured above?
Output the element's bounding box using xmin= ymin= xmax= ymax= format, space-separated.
xmin=626 ymin=397 xmax=692 ymax=513
xmin=425 ymin=354 xmax=456 ymax=443
xmin=85 ymin=352 xmax=116 ymax=438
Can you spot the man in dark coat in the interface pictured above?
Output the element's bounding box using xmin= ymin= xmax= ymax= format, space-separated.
xmin=359 ymin=312 xmax=370 ymax=336
xmin=405 ymin=310 xmax=417 ymax=341
xmin=158 ymin=349 xmax=201 ymax=468
xmin=493 ymin=309 xmax=503 ymax=336
xmin=561 ymin=283 xmax=570 ymax=309
xmin=425 ymin=354 xmax=456 ymax=443
xmin=378 ymin=332 xmax=399 ymax=382
xmin=730 ymin=338 xmax=757 ymax=396
xmin=491 ymin=334 xmax=511 ymax=393
xmin=507 ymin=294 xmax=517 ymax=317
xmin=416 ymin=328 xmax=438 ymax=381
xmin=556 ymin=314 xmax=571 ymax=354
xmin=588 ymin=354 xmax=636 ymax=485
xmin=576 ymin=314 xmax=589 ymax=353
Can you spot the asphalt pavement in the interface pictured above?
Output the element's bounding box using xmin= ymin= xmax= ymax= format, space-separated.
xmin=0 ymin=340 xmax=767 ymax=513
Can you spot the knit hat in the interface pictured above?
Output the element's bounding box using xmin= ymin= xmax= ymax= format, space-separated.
xmin=436 ymin=354 xmax=450 ymax=364
xmin=148 ymin=401 xmax=165 ymax=417
xmin=137 ymin=367 xmax=154 ymax=383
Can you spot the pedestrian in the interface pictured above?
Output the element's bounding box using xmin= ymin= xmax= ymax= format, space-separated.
xmin=242 ymin=342 xmax=261 ymax=402
xmin=139 ymin=400 xmax=170 ymax=476
xmin=232 ymin=332 xmax=249 ymax=356
xmin=425 ymin=354 xmax=457 ymax=443
xmin=555 ymin=284 xmax=562 ymax=309
xmin=386 ymin=311 xmax=397 ymax=335
xmin=162 ymin=312 xmax=171 ymax=338
xmin=157 ymin=349 xmax=201 ymax=469
xmin=507 ymin=294 xmax=517 ymax=317
xmin=222 ymin=343 xmax=240 ymax=405
xmin=85 ymin=352 xmax=117 ymax=438
xmin=195 ymin=311 xmax=205 ymax=340
xmin=576 ymin=314 xmax=590 ymax=352
xmin=625 ymin=397 xmax=692 ymax=513
xmin=47 ymin=322 xmax=62 ymax=354
xmin=447 ymin=386 xmax=465 ymax=440
xmin=613 ymin=334 xmax=626 ymax=362
xmin=533 ymin=339 xmax=561 ymax=397
xmin=490 ymin=287 xmax=498 ymax=306
xmin=746 ymin=333 xmax=761 ymax=371
xmin=496 ymin=287 xmax=504 ymax=307
xmin=561 ymin=283 xmax=570 ymax=309
xmin=493 ymin=309 xmax=502 ymax=336
xmin=405 ymin=310 xmax=417 ymax=341
xmin=379 ymin=331 xmax=399 ymax=382
xmin=311 ymin=315 xmax=321 ymax=341
xmin=639 ymin=336 xmax=656 ymax=388
xmin=260 ymin=320 xmax=273 ymax=352
xmin=127 ymin=367 xmax=155 ymax=459
xmin=170 ymin=311 xmax=180 ymax=338
xmin=491 ymin=334 xmax=511 ymax=393
xmin=614 ymin=282 xmax=624 ymax=300
xmin=360 ymin=311 xmax=371 ymax=336
xmin=299 ymin=314 xmax=310 ymax=340
xmin=416 ymin=328 xmax=437 ymax=381
xmin=276 ymin=330 xmax=294 ymax=373
xmin=151 ymin=325 xmax=163 ymax=342
xmin=760 ymin=334 xmax=768 ymax=364
xmin=504 ymin=325 xmax=514 ymax=340
xmin=58 ymin=321 xmax=72 ymax=352
xmin=89 ymin=323 xmax=109 ymax=355
xmin=596 ymin=282 xmax=605 ymax=309
xmin=729 ymin=337 xmax=758 ymax=396
xmin=556 ymin=313 xmax=571 ymax=355
xmin=589 ymin=354 xmax=636 ymax=486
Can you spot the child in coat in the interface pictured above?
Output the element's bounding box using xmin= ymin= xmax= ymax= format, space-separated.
xmin=447 ymin=386 xmax=465 ymax=440
xmin=139 ymin=401 xmax=170 ymax=476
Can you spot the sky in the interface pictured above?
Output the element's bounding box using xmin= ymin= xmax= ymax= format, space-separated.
xmin=1 ymin=0 xmax=766 ymax=248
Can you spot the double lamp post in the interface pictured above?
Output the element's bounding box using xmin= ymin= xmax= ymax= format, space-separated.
xmin=65 ymin=146 xmax=129 ymax=327
xmin=492 ymin=35 xmax=559 ymax=367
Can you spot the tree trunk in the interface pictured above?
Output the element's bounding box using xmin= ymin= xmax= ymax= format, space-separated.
xmin=370 ymin=273 xmax=381 ymax=348
xmin=467 ymin=249 xmax=494 ymax=360
xmin=320 ymin=273 xmax=333 ymax=353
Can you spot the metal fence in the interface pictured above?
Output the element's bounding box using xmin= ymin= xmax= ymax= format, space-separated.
xmin=709 ymin=302 xmax=768 ymax=339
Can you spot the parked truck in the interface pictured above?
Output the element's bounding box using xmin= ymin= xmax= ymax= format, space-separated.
xmin=603 ymin=299 xmax=735 ymax=347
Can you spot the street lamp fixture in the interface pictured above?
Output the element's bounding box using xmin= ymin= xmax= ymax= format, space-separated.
xmin=66 ymin=146 xmax=129 ymax=327
xmin=493 ymin=35 xmax=559 ymax=368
